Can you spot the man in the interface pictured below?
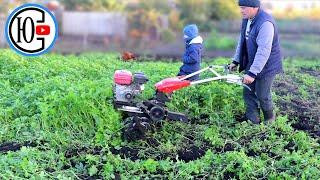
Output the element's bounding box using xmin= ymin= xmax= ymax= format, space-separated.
xmin=229 ymin=0 xmax=283 ymax=124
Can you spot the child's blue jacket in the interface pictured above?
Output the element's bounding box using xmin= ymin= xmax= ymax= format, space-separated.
xmin=179 ymin=36 xmax=203 ymax=77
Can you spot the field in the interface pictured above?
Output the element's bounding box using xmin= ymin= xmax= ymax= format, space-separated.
xmin=0 ymin=50 xmax=319 ymax=179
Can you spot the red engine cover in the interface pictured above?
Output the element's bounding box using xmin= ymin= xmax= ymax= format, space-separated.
xmin=114 ymin=70 xmax=133 ymax=85
xmin=155 ymin=77 xmax=191 ymax=93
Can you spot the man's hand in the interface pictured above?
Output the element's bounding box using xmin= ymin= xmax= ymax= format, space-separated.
xmin=228 ymin=63 xmax=238 ymax=72
xmin=243 ymin=74 xmax=255 ymax=84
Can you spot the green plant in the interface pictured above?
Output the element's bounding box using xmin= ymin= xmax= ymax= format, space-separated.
xmin=143 ymin=159 xmax=159 ymax=173
xmin=204 ymin=29 xmax=236 ymax=50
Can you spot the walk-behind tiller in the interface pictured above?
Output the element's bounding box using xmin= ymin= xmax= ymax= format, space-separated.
xmin=113 ymin=65 xmax=251 ymax=140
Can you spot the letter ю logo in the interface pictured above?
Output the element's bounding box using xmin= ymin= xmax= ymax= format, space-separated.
xmin=5 ymin=3 xmax=58 ymax=56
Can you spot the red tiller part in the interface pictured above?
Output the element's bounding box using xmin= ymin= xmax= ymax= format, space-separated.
xmin=155 ymin=77 xmax=191 ymax=93
xmin=114 ymin=70 xmax=133 ymax=85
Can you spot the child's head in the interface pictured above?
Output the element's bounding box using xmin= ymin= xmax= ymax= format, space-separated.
xmin=183 ymin=24 xmax=199 ymax=41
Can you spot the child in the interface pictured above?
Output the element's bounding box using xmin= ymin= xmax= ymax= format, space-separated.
xmin=177 ymin=24 xmax=203 ymax=81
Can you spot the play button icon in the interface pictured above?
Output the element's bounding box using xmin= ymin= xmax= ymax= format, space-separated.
xmin=36 ymin=25 xmax=50 ymax=35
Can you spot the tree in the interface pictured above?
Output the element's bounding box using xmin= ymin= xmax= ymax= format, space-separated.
xmin=209 ymin=0 xmax=240 ymax=20
xmin=61 ymin=0 xmax=126 ymax=11
xmin=176 ymin=0 xmax=210 ymax=25
xmin=137 ymin=0 xmax=171 ymax=14
xmin=175 ymin=0 xmax=239 ymax=31
xmin=60 ymin=0 xmax=91 ymax=11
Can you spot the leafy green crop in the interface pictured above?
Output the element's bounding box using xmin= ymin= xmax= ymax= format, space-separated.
xmin=0 ymin=50 xmax=319 ymax=179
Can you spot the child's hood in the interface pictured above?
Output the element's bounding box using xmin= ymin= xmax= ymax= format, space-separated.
xmin=189 ymin=36 xmax=203 ymax=45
